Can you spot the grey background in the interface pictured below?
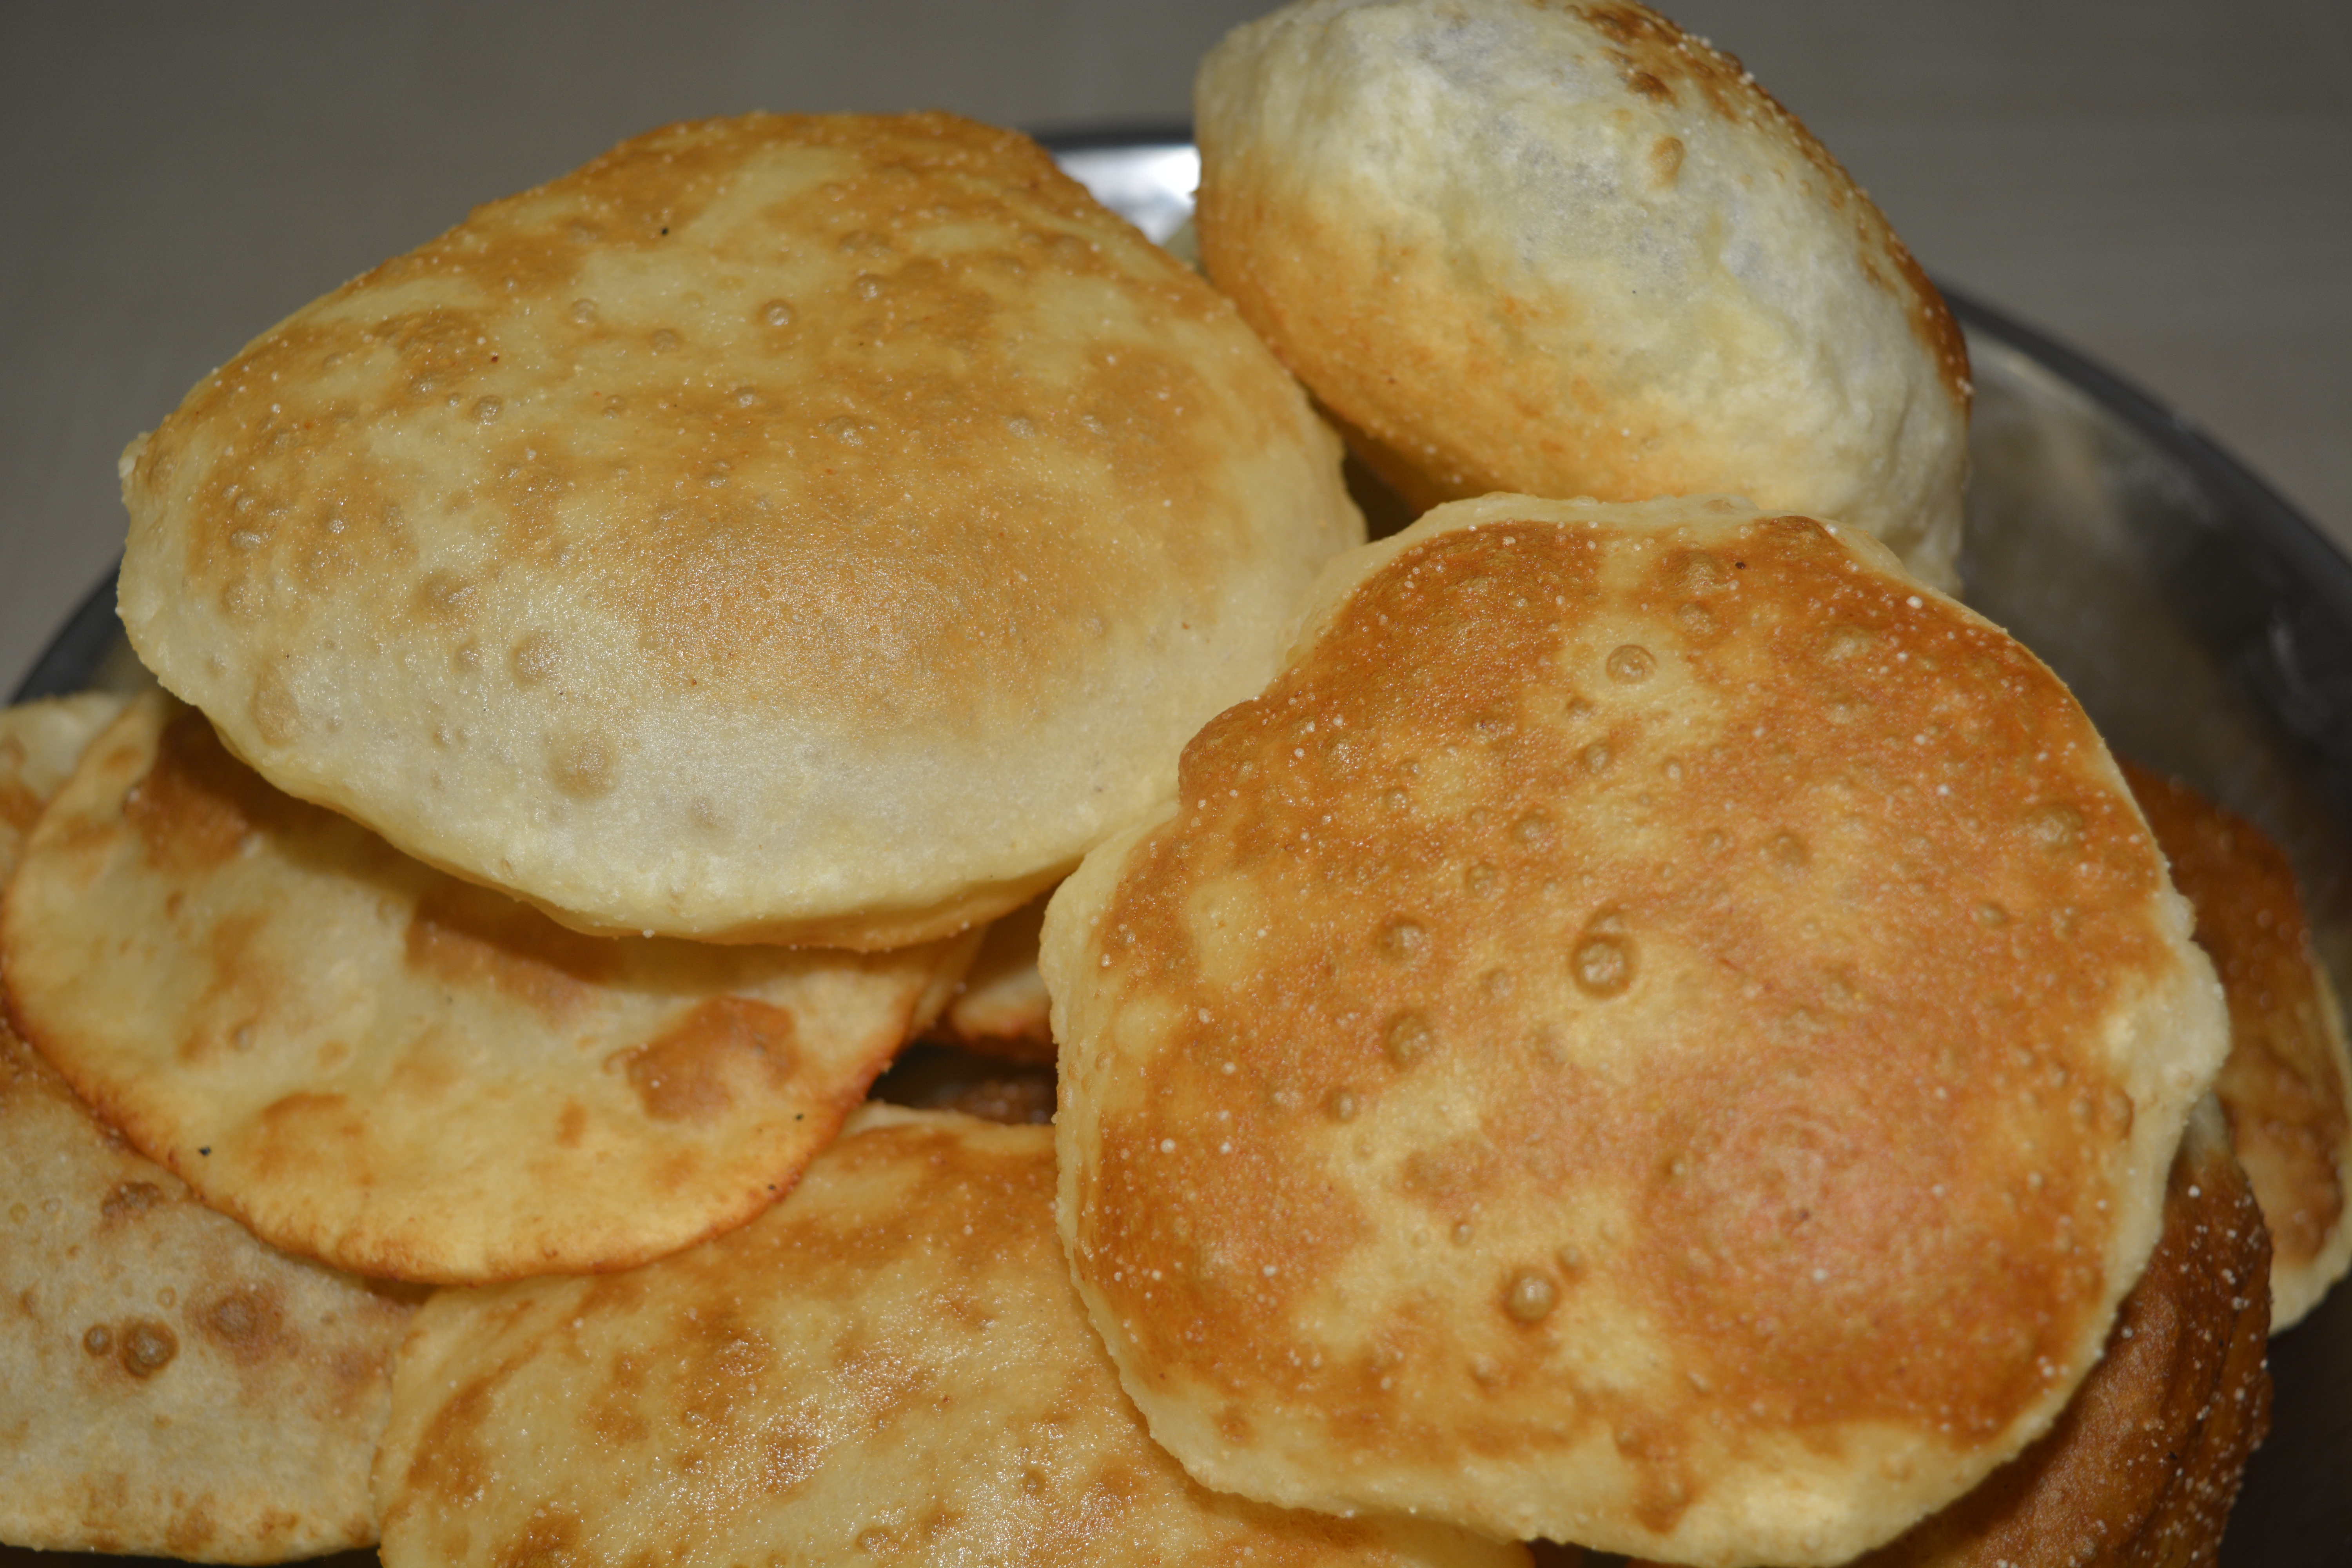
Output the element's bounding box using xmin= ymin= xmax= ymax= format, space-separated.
xmin=5 ymin=0 xmax=2349 ymax=691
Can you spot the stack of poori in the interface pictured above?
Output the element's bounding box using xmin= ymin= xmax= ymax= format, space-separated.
xmin=4 ymin=3 xmax=2348 ymax=1565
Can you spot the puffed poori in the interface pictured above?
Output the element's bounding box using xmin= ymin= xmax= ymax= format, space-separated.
xmin=1194 ymin=0 xmax=1970 ymax=588
xmin=1045 ymin=494 xmax=2228 ymax=1564
xmin=374 ymin=1107 xmax=1525 ymax=1568
xmin=118 ymin=111 xmax=1362 ymax=949
xmin=2122 ymin=760 xmax=2352 ymax=1330
xmin=2 ymin=693 xmax=971 ymax=1284
xmin=0 ymin=698 xmax=416 ymax=1563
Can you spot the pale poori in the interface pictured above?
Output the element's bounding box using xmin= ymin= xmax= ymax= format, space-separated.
xmin=1194 ymin=0 xmax=1970 ymax=588
xmin=118 ymin=111 xmax=1363 ymax=949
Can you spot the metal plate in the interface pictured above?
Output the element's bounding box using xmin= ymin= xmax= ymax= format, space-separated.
xmin=7 ymin=133 xmax=2349 ymax=1567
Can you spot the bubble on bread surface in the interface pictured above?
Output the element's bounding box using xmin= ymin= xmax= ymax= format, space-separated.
xmin=2 ymin=693 xmax=969 ymax=1284
xmin=117 ymin=111 xmax=1362 ymax=948
xmin=374 ymin=1112 xmax=1522 ymax=1568
xmin=1046 ymin=495 xmax=2227 ymax=1564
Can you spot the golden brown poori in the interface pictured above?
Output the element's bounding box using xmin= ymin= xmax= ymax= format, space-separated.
xmin=2123 ymin=760 xmax=2352 ymax=1330
xmin=1046 ymin=494 xmax=2229 ymax=1564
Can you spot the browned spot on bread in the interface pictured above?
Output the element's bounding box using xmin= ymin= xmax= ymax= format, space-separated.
xmin=496 ymin=1503 xmax=583 ymax=1568
xmin=99 ymin=1180 xmax=167 ymax=1223
xmin=0 ymin=775 xmax=42 ymax=841
xmin=397 ymin=1368 xmax=500 ymax=1517
xmin=123 ymin=708 xmax=267 ymax=873
xmin=1647 ymin=134 xmax=1684 ymax=186
xmin=196 ymin=1286 xmax=290 ymax=1368
xmin=118 ymin=1318 xmax=179 ymax=1378
xmin=160 ymin=1501 xmax=219 ymax=1558
xmin=618 ymin=996 xmax=800 ymax=1122
xmin=545 ymin=731 xmax=616 ymax=799
xmin=405 ymin=879 xmax=617 ymax=1017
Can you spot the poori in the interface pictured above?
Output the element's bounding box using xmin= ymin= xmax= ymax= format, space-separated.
xmin=1046 ymin=494 xmax=2228 ymax=1564
xmin=0 ymin=697 xmax=415 ymax=1563
xmin=374 ymin=1107 xmax=1524 ymax=1568
xmin=1194 ymin=0 xmax=1970 ymax=588
xmin=118 ymin=111 xmax=1362 ymax=949
xmin=2122 ymin=760 xmax=2352 ymax=1330
xmin=3 ymin=693 xmax=972 ymax=1283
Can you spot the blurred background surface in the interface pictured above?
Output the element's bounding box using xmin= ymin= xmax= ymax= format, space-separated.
xmin=5 ymin=0 xmax=2348 ymax=690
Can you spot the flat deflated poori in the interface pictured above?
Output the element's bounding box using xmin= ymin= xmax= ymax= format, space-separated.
xmin=1045 ymin=495 xmax=2229 ymax=1565
xmin=1194 ymin=0 xmax=1970 ymax=588
xmin=2122 ymin=760 xmax=2352 ymax=1330
xmin=118 ymin=111 xmax=1361 ymax=949
xmin=373 ymin=1108 xmax=1525 ymax=1568
xmin=3 ymin=693 xmax=970 ymax=1283
xmin=0 ymin=697 xmax=414 ymax=1563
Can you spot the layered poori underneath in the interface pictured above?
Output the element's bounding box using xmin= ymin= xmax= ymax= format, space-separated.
xmin=1045 ymin=495 xmax=2227 ymax=1565
xmin=923 ymin=889 xmax=1056 ymax=1063
xmin=2122 ymin=760 xmax=2352 ymax=1331
xmin=1824 ymin=1096 xmax=2270 ymax=1568
xmin=2 ymin=693 xmax=971 ymax=1284
xmin=374 ymin=1109 xmax=1524 ymax=1568
xmin=118 ymin=111 xmax=1361 ymax=948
